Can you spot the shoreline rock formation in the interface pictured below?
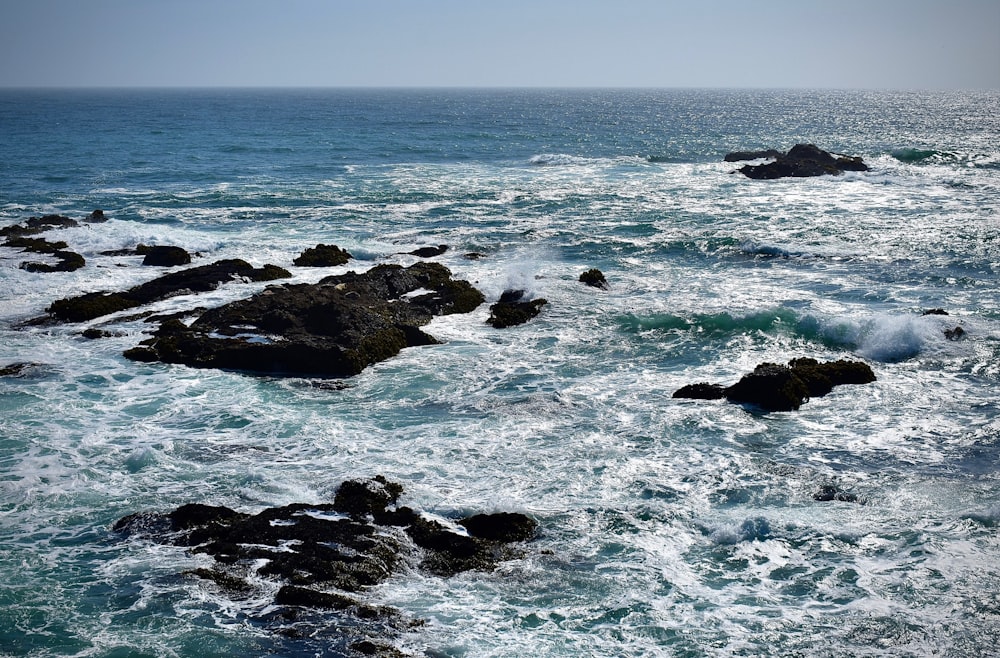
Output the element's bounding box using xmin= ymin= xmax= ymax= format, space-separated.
xmin=673 ymin=358 xmax=876 ymax=411
xmin=726 ymin=144 xmax=869 ymax=179
xmin=124 ymin=262 xmax=485 ymax=377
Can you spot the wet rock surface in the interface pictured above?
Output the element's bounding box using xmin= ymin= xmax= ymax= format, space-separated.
xmin=729 ymin=144 xmax=869 ymax=179
xmin=113 ymin=476 xmax=537 ymax=657
xmin=487 ymin=289 xmax=548 ymax=328
xmin=124 ymin=262 xmax=484 ymax=377
xmin=294 ymin=243 xmax=353 ymax=267
xmin=579 ymin=268 xmax=609 ymax=289
xmin=37 ymin=259 xmax=292 ymax=324
xmin=673 ymin=358 xmax=876 ymax=411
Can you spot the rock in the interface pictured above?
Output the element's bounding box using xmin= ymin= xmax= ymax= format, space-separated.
xmin=42 ymin=259 xmax=292 ymax=324
xmin=405 ymin=245 xmax=448 ymax=258
xmin=674 ymin=358 xmax=876 ymax=412
xmin=724 ymin=362 xmax=810 ymax=411
xmin=0 ymin=362 xmax=40 ymax=377
xmin=487 ymin=290 xmax=547 ymax=328
xmin=813 ymin=485 xmax=860 ymax=503
xmin=294 ymin=243 xmax=353 ymax=267
xmin=113 ymin=477 xmax=535 ymax=651
xmin=579 ymin=268 xmax=608 ymax=289
xmin=672 ymin=382 xmax=727 ymax=400
xmin=723 ymin=149 xmax=782 ymax=162
xmin=85 ymin=209 xmax=107 ymax=223
xmin=945 ymin=326 xmax=966 ymax=340
xmin=140 ymin=245 xmax=192 ymax=267
xmin=124 ymin=262 xmax=483 ymax=377
xmin=459 ymin=512 xmax=537 ymax=543
xmin=734 ymin=144 xmax=869 ymax=179
xmin=1 ymin=214 xmax=79 ymax=238
xmin=20 ymin=250 xmax=86 ymax=272
xmin=921 ymin=308 xmax=949 ymax=316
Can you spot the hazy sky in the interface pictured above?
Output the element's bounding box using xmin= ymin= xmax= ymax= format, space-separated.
xmin=2 ymin=0 xmax=998 ymax=89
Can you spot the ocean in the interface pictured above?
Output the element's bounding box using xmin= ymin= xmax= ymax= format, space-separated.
xmin=0 ymin=88 xmax=998 ymax=657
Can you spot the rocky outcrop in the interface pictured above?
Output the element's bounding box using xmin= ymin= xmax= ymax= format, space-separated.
xmin=123 ymin=262 xmax=484 ymax=377
xmin=40 ymin=259 xmax=292 ymax=324
xmin=673 ymin=358 xmax=876 ymax=411
xmin=487 ymin=289 xmax=547 ymax=328
xmin=730 ymin=144 xmax=869 ymax=179
xmin=294 ymin=243 xmax=353 ymax=267
xmin=579 ymin=268 xmax=608 ymax=290
xmin=723 ymin=149 xmax=782 ymax=162
xmin=113 ymin=476 xmax=536 ymax=656
xmin=5 ymin=236 xmax=86 ymax=272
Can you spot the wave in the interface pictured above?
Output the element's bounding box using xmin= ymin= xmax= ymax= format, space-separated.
xmin=620 ymin=308 xmax=965 ymax=363
xmin=889 ymin=147 xmax=1000 ymax=169
xmin=890 ymin=148 xmax=951 ymax=164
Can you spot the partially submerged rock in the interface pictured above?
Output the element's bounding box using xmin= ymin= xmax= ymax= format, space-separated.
xmin=124 ymin=262 xmax=484 ymax=377
xmin=673 ymin=358 xmax=876 ymax=411
xmin=731 ymin=144 xmax=869 ymax=179
xmin=113 ymin=476 xmax=536 ymax=654
xmin=140 ymin=245 xmax=192 ymax=267
xmin=294 ymin=243 xmax=353 ymax=267
xmin=40 ymin=259 xmax=292 ymax=324
xmin=405 ymin=244 xmax=448 ymax=258
xmin=579 ymin=268 xmax=609 ymax=290
xmin=487 ymin=289 xmax=547 ymax=328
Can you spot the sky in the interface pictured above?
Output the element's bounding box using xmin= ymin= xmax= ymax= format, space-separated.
xmin=1 ymin=0 xmax=997 ymax=89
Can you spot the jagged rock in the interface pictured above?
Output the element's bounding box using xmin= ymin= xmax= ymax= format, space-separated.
xmin=922 ymin=308 xmax=949 ymax=316
xmin=85 ymin=209 xmax=107 ymax=222
xmin=41 ymin=259 xmax=292 ymax=324
xmin=124 ymin=262 xmax=484 ymax=377
xmin=294 ymin=243 xmax=353 ymax=267
xmin=733 ymin=144 xmax=869 ymax=179
xmin=579 ymin=268 xmax=608 ymax=289
xmin=0 ymin=362 xmax=41 ymax=377
xmin=140 ymin=245 xmax=192 ymax=267
xmin=112 ymin=477 xmax=536 ymax=653
xmin=20 ymin=250 xmax=86 ymax=272
xmin=945 ymin=326 xmax=966 ymax=340
xmin=673 ymin=358 xmax=876 ymax=412
xmin=487 ymin=289 xmax=547 ymax=328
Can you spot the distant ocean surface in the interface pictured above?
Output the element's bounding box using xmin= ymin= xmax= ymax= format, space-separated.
xmin=1 ymin=88 xmax=998 ymax=657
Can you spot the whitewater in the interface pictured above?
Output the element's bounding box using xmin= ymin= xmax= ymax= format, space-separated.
xmin=0 ymin=88 xmax=998 ymax=657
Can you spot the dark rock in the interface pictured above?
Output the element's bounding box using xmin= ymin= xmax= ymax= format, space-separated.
xmin=463 ymin=252 xmax=487 ymax=260
xmin=672 ymin=382 xmax=727 ymax=400
xmin=1 ymin=214 xmax=79 ymax=238
xmin=945 ymin=326 xmax=966 ymax=340
xmin=735 ymin=144 xmax=869 ymax=179
xmin=140 ymin=245 xmax=192 ymax=267
xmin=579 ymin=268 xmax=608 ymax=289
xmin=459 ymin=512 xmax=537 ymax=543
xmin=0 ymin=362 xmax=40 ymax=377
xmin=124 ymin=262 xmax=483 ymax=377
xmin=4 ymin=236 xmax=69 ymax=253
xmin=112 ymin=477 xmax=535 ymax=650
xmin=724 ymin=362 xmax=810 ymax=411
xmin=85 ymin=209 xmax=107 ymax=223
xmin=405 ymin=245 xmax=448 ymax=258
xmin=20 ymin=250 xmax=86 ymax=273
xmin=674 ymin=358 xmax=876 ymax=412
xmin=487 ymin=290 xmax=547 ymax=328
xmin=43 ymin=259 xmax=292 ymax=323
xmin=922 ymin=308 xmax=949 ymax=316
xmin=724 ymin=149 xmax=782 ymax=162
xmin=294 ymin=244 xmax=353 ymax=267
xmin=813 ymin=485 xmax=860 ymax=503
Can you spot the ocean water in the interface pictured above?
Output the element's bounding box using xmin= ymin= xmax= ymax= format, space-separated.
xmin=1 ymin=88 xmax=998 ymax=657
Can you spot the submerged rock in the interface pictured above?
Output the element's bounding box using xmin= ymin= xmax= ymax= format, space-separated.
xmin=405 ymin=244 xmax=448 ymax=258
xmin=732 ymin=144 xmax=869 ymax=179
xmin=487 ymin=289 xmax=547 ymax=328
xmin=113 ymin=476 xmax=536 ymax=654
xmin=673 ymin=358 xmax=876 ymax=412
xmin=124 ymin=262 xmax=484 ymax=377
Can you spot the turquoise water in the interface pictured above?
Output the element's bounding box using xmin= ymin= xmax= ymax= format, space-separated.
xmin=1 ymin=89 xmax=999 ymax=657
